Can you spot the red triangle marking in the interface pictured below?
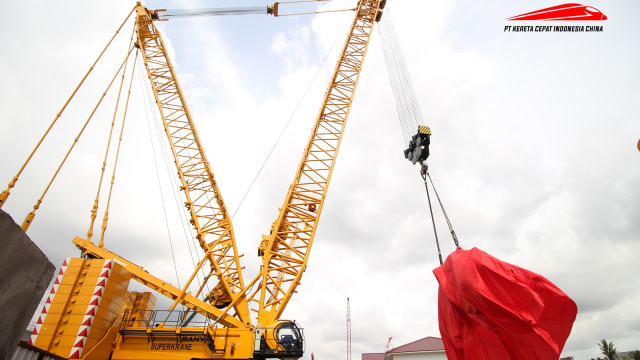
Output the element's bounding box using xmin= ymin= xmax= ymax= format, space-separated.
xmin=77 ymin=327 xmax=89 ymax=337
xmin=37 ymin=316 xmax=44 ymax=325
xmin=62 ymin=258 xmax=68 ymax=267
xmin=96 ymin=279 xmax=106 ymax=287
xmin=93 ymin=287 xmax=103 ymax=296
xmin=32 ymin=327 xmax=38 ymax=335
xmin=41 ymin=306 xmax=47 ymax=314
xmin=100 ymin=270 xmax=110 ymax=278
xmin=85 ymin=307 xmax=96 ymax=316
xmin=50 ymin=287 xmax=56 ymax=294
xmin=74 ymin=338 xmax=85 ymax=348
xmin=58 ymin=268 xmax=64 ymax=275
xmin=90 ymin=297 xmax=100 ymax=306
xmin=28 ymin=337 xmax=33 ymax=345
xmin=82 ymin=317 xmax=93 ymax=326
xmin=46 ymin=296 xmax=52 ymax=304
xmin=104 ymin=261 xmax=112 ymax=269
xmin=54 ymin=277 xmax=60 ymax=285
xmin=69 ymin=349 xmax=81 ymax=359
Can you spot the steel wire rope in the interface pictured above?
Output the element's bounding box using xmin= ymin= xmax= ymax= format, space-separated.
xmin=20 ymin=47 xmax=134 ymax=232
xmin=137 ymin=57 xmax=208 ymax=303
xmin=380 ymin=14 xmax=410 ymax=141
xmin=136 ymin=39 xmax=226 ymax=300
xmin=427 ymin=171 xmax=459 ymax=249
xmin=386 ymin=17 xmax=415 ymax=139
xmin=378 ymin=8 xmax=421 ymax=145
xmin=421 ymin=167 xmax=443 ymax=265
xmin=395 ymin=16 xmax=422 ymax=140
xmin=99 ymin=50 xmax=140 ymax=248
xmin=137 ymin=55 xmax=184 ymax=291
xmin=230 ymin=11 xmax=353 ymax=221
xmin=137 ymin=52 xmax=215 ymax=306
xmin=420 ymin=166 xmax=461 ymax=265
xmin=154 ymin=113 xmax=218 ymax=299
xmin=146 ymin=94 xmax=214 ymax=317
xmin=156 ymin=117 xmax=204 ymax=291
xmin=379 ymin=7 xmax=460 ymax=261
xmin=136 ymin=52 xmax=217 ymax=307
xmin=379 ymin=15 xmax=410 ymax=142
xmin=0 ymin=5 xmax=137 ymax=210
xmin=88 ymin=27 xmax=138 ymax=243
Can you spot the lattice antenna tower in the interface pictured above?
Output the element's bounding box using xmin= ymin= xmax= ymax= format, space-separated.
xmin=347 ymin=297 xmax=352 ymax=360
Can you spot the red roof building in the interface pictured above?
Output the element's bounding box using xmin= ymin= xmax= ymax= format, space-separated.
xmin=362 ymin=353 xmax=386 ymax=360
xmin=362 ymin=337 xmax=447 ymax=360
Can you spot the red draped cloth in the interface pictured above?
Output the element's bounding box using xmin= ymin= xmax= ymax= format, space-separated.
xmin=433 ymin=247 xmax=577 ymax=360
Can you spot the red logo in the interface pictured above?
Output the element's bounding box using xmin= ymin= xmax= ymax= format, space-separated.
xmin=507 ymin=3 xmax=607 ymax=21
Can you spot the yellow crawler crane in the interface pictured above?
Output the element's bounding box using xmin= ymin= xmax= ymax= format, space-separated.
xmin=10 ymin=0 xmax=385 ymax=359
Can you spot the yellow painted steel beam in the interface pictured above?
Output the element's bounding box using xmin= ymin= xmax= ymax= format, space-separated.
xmin=73 ymin=237 xmax=244 ymax=329
xmin=254 ymin=0 xmax=383 ymax=325
xmin=134 ymin=5 xmax=252 ymax=328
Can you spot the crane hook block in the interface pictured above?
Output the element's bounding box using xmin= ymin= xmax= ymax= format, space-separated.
xmin=404 ymin=126 xmax=431 ymax=165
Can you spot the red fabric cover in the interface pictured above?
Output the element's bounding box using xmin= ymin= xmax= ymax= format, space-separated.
xmin=433 ymin=247 xmax=577 ymax=360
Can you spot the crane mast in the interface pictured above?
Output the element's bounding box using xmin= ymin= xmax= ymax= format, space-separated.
xmin=16 ymin=0 xmax=385 ymax=359
xmin=253 ymin=0 xmax=383 ymax=326
xmin=133 ymin=4 xmax=251 ymax=327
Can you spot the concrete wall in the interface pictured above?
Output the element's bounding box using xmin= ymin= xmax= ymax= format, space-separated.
xmin=0 ymin=209 xmax=55 ymax=360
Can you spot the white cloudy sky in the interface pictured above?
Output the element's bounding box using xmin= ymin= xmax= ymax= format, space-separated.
xmin=1 ymin=1 xmax=639 ymax=359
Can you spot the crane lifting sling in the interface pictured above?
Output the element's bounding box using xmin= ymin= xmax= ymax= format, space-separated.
xmin=378 ymin=9 xmax=577 ymax=360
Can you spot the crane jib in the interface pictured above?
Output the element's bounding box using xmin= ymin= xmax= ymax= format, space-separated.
xmin=134 ymin=4 xmax=252 ymax=328
xmin=254 ymin=0 xmax=383 ymax=327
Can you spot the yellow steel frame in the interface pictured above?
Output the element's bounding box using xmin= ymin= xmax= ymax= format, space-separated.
xmin=73 ymin=237 xmax=243 ymax=329
xmin=69 ymin=1 xmax=382 ymax=357
xmin=0 ymin=0 xmax=388 ymax=358
xmin=253 ymin=0 xmax=382 ymax=325
xmin=133 ymin=5 xmax=251 ymax=327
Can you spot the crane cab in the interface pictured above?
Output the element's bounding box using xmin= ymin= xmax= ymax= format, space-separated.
xmin=254 ymin=320 xmax=304 ymax=359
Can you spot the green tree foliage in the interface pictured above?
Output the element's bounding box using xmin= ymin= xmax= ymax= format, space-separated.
xmin=628 ymin=350 xmax=640 ymax=360
xmin=598 ymin=339 xmax=618 ymax=360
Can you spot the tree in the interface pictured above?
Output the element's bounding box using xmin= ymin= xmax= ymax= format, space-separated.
xmin=628 ymin=350 xmax=640 ymax=360
xmin=598 ymin=339 xmax=618 ymax=360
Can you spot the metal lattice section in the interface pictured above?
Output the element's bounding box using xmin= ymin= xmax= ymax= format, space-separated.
xmin=254 ymin=0 xmax=381 ymax=324
xmin=135 ymin=7 xmax=250 ymax=327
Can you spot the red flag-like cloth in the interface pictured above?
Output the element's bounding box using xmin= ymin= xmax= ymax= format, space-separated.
xmin=433 ymin=247 xmax=577 ymax=360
